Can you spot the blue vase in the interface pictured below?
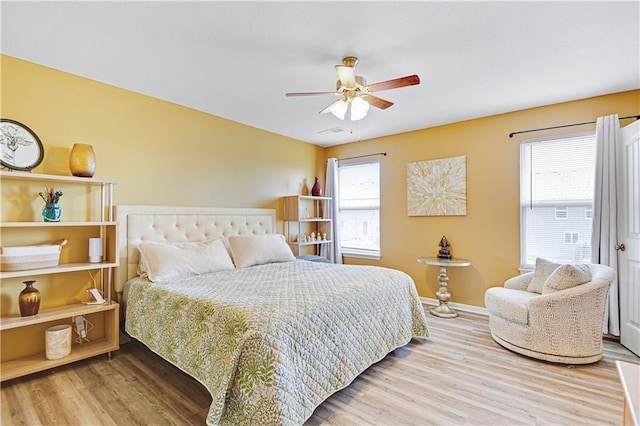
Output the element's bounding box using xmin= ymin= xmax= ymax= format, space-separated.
xmin=43 ymin=203 xmax=62 ymax=222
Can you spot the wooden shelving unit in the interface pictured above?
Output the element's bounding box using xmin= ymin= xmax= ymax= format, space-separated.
xmin=0 ymin=171 xmax=120 ymax=382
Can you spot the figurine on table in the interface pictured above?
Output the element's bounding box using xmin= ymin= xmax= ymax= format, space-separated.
xmin=437 ymin=235 xmax=452 ymax=259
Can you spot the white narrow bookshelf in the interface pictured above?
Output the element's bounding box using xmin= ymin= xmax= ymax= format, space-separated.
xmin=283 ymin=195 xmax=333 ymax=256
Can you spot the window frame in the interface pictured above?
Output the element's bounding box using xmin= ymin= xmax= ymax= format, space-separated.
xmin=555 ymin=207 xmax=569 ymax=220
xmin=563 ymin=231 xmax=579 ymax=244
xmin=585 ymin=206 xmax=593 ymax=220
xmin=337 ymin=160 xmax=381 ymax=260
xmin=519 ymin=132 xmax=596 ymax=269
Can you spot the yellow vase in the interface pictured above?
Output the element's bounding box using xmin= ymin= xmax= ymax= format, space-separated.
xmin=69 ymin=143 xmax=96 ymax=177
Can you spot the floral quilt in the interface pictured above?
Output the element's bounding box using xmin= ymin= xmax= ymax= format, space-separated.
xmin=125 ymin=260 xmax=429 ymax=425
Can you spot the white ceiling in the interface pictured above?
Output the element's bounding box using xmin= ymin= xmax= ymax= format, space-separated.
xmin=2 ymin=1 xmax=638 ymax=147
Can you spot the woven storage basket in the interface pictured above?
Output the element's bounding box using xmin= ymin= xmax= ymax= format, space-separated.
xmin=1 ymin=240 xmax=66 ymax=272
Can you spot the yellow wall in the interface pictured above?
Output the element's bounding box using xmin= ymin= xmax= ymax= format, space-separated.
xmin=325 ymin=90 xmax=639 ymax=307
xmin=1 ymin=55 xmax=323 ymax=212
xmin=0 ymin=55 xmax=323 ymax=320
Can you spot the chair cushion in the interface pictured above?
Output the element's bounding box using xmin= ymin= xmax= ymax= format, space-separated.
xmin=527 ymin=258 xmax=561 ymax=293
xmin=485 ymin=287 xmax=539 ymax=325
xmin=542 ymin=263 xmax=591 ymax=294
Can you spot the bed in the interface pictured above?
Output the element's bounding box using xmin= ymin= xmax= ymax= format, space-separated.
xmin=115 ymin=205 xmax=429 ymax=425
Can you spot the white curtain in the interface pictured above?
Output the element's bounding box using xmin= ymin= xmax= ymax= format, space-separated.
xmin=591 ymin=114 xmax=620 ymax=336
xmin=320 ymin=158 xmax=343 ymax=263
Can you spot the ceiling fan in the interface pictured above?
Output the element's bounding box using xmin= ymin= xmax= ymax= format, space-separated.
xmin=285 ymin=56 xmax=420 ymax=121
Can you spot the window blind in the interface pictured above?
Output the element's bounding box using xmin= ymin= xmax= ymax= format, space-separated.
xmin=338 ymin=161 xmax=380 ymax=257
xmin=520 ymin=133 xmax=596 ymax=268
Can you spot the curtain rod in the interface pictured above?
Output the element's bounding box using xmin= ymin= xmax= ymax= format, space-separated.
xmin=509 ymin=115 xmax=640 ymax=138
xmin=337 ymin=152 xmax=387 ymax=161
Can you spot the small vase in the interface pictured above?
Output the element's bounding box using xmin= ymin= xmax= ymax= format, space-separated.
xmin=311 ymin=177 xmax=322 ymax=197
xmin=42 ymin=202 xmax=62 ymax=222
xmin=301 ymin=178 xmax=309 ymax=196
xmin=19 ymin=280 xmax=41 ymax=317
xmin=69 ymin=143 xmax=96 ymax=177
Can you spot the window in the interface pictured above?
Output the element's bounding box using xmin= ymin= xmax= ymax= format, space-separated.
xmin=338 ymin=161 xmax=380 ymax=259
xmin=585 ymin=206 xmax=593 ymax=219
xmin=563 ymin=232 xmax=579 ymax=244
xmin=555 ymin=207 xmax=568 ymax=219
xmin=520 ymin=133 xmax=596 ymax=268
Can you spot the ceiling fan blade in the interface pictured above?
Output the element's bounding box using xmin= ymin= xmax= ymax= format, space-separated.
xmin=286 ymin=91 xmax=340 ymax=97
xmin=366 ymin=74 xmax=420 ymax=92
xmin=335 ymin=65 xmax=356 ymax=87
xmin=361 ymin=94 xmax=394 ymax=110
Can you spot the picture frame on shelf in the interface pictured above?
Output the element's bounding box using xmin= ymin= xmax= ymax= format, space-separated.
xmin=0 ymin=118 xmax=44 ymax=172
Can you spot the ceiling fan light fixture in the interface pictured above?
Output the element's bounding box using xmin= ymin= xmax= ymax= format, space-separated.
xmin=350 ymin=96 xmax=370 ymax=121
xmin=329 ymin=98 xmax=348 ymax=120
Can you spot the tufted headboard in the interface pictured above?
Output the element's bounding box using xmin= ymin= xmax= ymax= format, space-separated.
xmin=114 ymin=205 xmax=276 ymax=298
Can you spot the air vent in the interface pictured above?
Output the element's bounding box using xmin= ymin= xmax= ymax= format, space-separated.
xmin=317 ymin=127 xmax=345 ymax=135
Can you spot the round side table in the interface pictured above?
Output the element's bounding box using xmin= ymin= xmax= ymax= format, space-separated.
xmin=417 ymin=256 xmax=471 ymax=318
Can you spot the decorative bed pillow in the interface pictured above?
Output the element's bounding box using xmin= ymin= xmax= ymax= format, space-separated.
xmin=228 ymin=234 xmax=295 ymax=268
xmin=138 ymin=238 xmax=235 ymax=282
xmin=527 ymin=258 xmax=561 ymax=293
xmin=542 ymin=264 xmax=591 ymax=294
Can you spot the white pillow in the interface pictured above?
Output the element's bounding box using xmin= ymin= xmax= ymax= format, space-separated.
xmin=542 ymin=264 xmax=591 ymax=294
xmin=138 ymin=238 xmax=235 ymax=282
xmin=228 ymin=234 xmax=295 ymax=268
xmin=527 ymin=258 xmax=561 ymax=293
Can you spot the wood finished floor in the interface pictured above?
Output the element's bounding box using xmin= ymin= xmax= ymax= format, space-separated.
xmin=1 ymin=309 xmax=638 ymax=426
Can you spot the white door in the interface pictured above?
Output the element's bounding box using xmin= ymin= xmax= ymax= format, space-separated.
xmin=619 ymin=119 xmax=640 ymax=356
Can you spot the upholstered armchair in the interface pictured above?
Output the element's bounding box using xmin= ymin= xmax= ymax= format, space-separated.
xmin=485 ymin=261 xmax=615 ymax=364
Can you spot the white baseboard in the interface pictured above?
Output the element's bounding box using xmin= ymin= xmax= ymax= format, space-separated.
xmin=420 ymin=297 xmax=488 ymax=316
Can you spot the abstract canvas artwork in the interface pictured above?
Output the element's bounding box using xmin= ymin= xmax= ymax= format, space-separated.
xmin=407 ymin=156 xmax=467 ymax=216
